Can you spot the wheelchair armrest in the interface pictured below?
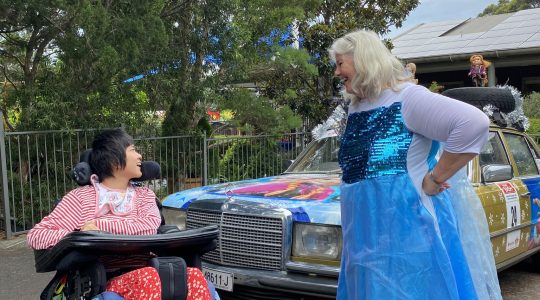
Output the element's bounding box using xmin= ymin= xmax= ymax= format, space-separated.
xmin=34 ymin=225 xmax=218 ymax=273
xmin=158 ymin=224 xmax=182 ymax=234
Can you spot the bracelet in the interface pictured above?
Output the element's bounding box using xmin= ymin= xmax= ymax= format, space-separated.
xmin=429 ymin=171 xmax=444 ymax=185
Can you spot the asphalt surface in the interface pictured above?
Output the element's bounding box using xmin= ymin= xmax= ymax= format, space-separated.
xmin=0 ymin=234 xmax=53 ymax=300
xmin=1 ymin=234 xmax=540 ymax=300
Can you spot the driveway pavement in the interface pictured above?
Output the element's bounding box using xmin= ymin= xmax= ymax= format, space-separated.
xmin=2 ymin=233 xmax=539 ymax=299
xmin=0 ymin=234 xmax=53 ymax=300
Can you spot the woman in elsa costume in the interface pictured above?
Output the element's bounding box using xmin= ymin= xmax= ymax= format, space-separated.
xmin=329 ymin=29 xmax=502 ymax=300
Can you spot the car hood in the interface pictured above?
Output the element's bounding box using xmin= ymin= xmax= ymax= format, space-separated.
xmin=162 ymin=173 xmax=342 ymax=225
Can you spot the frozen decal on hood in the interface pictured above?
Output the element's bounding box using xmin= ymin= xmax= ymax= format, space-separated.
xmin=162 ymin=174 xmax=342 ymax=225
xmin=220 ymin=177 xmax=339 ymax=200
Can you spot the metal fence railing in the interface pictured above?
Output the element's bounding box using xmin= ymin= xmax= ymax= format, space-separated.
xmin=205 ymin=133 xmax=306 ymax=185
xmin=0 ymin=127 xmax=308 ymax=239
xmin=1 ymin=129 xmax=101 ymax=237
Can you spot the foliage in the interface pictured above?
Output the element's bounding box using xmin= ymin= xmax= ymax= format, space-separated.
xmin=1 ymin=0 xmax=80 ymax=129
xmin=216 ymin=0 xmax=312 ymax=85
xmin=217 ymin=138 xmax=283 ymax=182
xmin=527 ymin=118 xmax=540 ymax=147
xmin=479 ymin=0 xmax=540 ymax=16
xmin=4 ymin=130 xmax=87 ymax=229
xmin=197 ymin=117 xmax=212 ymax=137
xmin=1 ymin=2 xmax=422 ymax=225
xmin=8 ymin=167 xmax=72 ymax=229
xmin=527 ymin=118 xmax=540 ymax=134
xmin=219 ymin=88 xmax=302 ymax=135
xmin=136 ymin=0 xmax=310 ymax=136
xmin=428 ymin=81 xmax=445 ymax=93
xmin=1 ymin=0 xmax=168 ymax=131
xmin=150 ymin=0 xmax=420 ymax=134
xmin=523 ymin=92 xmax=540 ymax=119
xmin=248 ymin=47 xmax=320 ymax=125
xmin=1 ymin=1 xmax=420 ymax=135
xmin=295 ymin=0 xmax=419 ymax=127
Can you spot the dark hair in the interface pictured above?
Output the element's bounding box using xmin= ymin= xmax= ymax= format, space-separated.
xmin=90 ymin=128 xmax=134 ymax=180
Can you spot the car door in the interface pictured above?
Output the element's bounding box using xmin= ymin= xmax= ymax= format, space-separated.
xmin=474 ymin=129 xmax=533 ymax=267
xmin=502 ymin=131 xmax=540 ymax=253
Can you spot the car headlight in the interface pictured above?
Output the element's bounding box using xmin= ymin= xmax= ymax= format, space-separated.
xmin=161 ymin=207 xmax=187 ymax=230
xmin=292 ymin=223 xmax=342 ymax=260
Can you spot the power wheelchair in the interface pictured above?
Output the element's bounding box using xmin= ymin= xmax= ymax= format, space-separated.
xmin=32 ymin=150 xmax=219 ymax=300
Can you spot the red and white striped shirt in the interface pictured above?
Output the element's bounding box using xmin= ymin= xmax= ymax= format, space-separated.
xmin=27 ymin=184 xmax=161 ymax=250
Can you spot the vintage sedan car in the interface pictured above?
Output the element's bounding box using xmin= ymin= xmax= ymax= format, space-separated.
xmin=162 ymin=90 xmax=540 ymax=300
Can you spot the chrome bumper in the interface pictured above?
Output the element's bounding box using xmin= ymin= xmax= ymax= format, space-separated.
xmin=203 ymin=261 xmax=338 ymax=298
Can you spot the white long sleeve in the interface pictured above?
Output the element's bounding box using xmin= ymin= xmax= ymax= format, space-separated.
xmin=400 ymin=84 xmax=490 ymax=154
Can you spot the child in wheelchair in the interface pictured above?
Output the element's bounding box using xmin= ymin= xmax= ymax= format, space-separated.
xmin=27 ymin=128 xmax=216 ymax=300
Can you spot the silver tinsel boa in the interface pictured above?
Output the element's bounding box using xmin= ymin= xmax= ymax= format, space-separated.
xmin=482 ymin=85 xmax=529 ymax=131
xmin=313 ymin=85 xmax=530 ymax=141
xmin=311 ymin=100 xmax=349 ymax=140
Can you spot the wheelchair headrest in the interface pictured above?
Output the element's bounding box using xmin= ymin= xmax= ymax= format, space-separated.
xmin=72 ymin=149 xmax=161 ymax=186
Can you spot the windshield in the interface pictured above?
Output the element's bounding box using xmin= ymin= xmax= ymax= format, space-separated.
xmin=286 ymin=136 xmax=341 ymax=173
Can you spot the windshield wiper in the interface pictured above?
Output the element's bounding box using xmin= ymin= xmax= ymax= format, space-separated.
xmin=283 ymin=169 xmax=342 ymax=175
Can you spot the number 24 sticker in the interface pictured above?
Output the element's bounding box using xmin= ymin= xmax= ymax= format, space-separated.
xmin=496 ymin=182 xmax=520 ymax=228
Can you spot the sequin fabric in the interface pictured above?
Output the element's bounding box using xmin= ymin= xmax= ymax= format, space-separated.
xmin=338 ymin=102 xmax=413 ymax=184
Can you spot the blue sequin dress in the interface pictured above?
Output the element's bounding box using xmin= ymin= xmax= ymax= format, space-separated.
xmin=337 ymin=100 xmax=492 ymax=300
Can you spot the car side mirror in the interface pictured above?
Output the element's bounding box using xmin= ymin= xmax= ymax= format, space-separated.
xmin=481 ymin=164 xmax=513 ymax=183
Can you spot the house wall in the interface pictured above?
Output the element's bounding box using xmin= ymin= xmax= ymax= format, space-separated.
xmin=416 ymin=64 xmax=540 ymax=94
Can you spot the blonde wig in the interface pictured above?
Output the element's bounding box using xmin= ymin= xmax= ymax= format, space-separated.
xmin=329 ymin=30 xmax=409 ymax=104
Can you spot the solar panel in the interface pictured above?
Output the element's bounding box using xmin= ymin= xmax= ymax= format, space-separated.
xmin=392 ymin=8 xmax=540 ymax=60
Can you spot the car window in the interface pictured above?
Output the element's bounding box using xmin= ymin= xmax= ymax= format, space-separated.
xmin=479 ymin=132 xmax=509 ymax=167
xmin=503 ymin=133 xmax=539 ymax=176
xmin=287 ymin=137 xmax=340 ymax=172
xmin=526 ymin=137 xmax=540 ymax=173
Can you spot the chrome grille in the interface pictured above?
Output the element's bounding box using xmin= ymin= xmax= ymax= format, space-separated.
xmin=187 ymin=209 xmax=284 ymax=270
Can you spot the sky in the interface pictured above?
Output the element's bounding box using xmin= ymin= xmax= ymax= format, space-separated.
xmin=388 ymin=0 xmax=500 ymax=38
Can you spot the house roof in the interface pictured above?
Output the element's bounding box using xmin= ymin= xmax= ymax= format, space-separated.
xmin=392 ymin=8 xmax=540 ymax=62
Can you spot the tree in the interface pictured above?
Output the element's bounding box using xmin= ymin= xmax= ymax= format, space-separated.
xmin=248 ymin=47 xmax=319 ymax=128
xmin=43 ymin=1 xmax=168 ymax=130
xmin=0 ymin=1 xmax=80 ymax=129
xmin=1 ymin=1 xmax=419 ymax=135
xmin=295 ymin=0 xmax=419 ymax=128
xmin=218 ymin=88 xmax=302 ymax=135
xmin=479 ymin=0 xmax=540 ymax=16
xmin=227 ymin=0 xmax=420 ymax=131
xmin=1 ymin=1 xmax=169 ymax=130
xmin=154 ymin=0 xmax=311 ymax=136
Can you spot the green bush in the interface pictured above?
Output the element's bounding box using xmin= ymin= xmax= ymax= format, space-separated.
xmin=527 ymin=118 xmax=540 ymax=146
xmin=216 ymin=138 xmax=282 ymax=182
xmin=428 ymin=81 xmax=444 ymax=93
xmin=524 ymin=92 xmax=540 ymax=119
xmin=7 ymin=161 xmax=73 ymax=231
xmin=528 ymin=118 xmax=540 ymax=134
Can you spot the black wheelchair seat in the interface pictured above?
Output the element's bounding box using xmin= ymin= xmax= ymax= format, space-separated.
xmin=35 ymin=226 xmax=218 ymax=300
xmin=33 ymin=149 xmax=219 ymax=299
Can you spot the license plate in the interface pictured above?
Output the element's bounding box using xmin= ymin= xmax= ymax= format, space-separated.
xmin=202 ymin=267 xmax=234 ymax=292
